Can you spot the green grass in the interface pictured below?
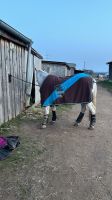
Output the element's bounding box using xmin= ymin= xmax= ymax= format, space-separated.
xmin=98 ymin=80 xmax=112 ymax=93
xmin=56 ymin=104 xmax=73 ymax=112
xmin=0 ymin=110 xmax=46 ymax=170
xmin=0 ymin=114 xmax=23 ymax=135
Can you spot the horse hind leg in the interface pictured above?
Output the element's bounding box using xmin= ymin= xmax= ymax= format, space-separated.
xmin=88 ymin=81 xmax=97 ymax=130
xmin=41 ymin=106 xmax=50 ymax=128
xmin=87 ymin=102 xmax=96 ymax=130
xmin=74 ymin=104 xmax=86 ymax=126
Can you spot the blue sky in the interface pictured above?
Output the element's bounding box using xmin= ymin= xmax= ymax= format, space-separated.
xmin=0 ymin=0 xmax=112 ymax=72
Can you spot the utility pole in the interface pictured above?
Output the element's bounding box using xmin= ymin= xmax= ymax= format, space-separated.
xmin=84 ymin=61 xmax=86 ymax=70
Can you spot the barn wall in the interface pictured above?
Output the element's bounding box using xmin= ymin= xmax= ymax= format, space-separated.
xmin=42 ymin=63 xmax=75 ymax=77
xmin=0 ymin=37 xmax=42 ymax=125
xmin=0 ymin=38 xmax=27 ymax=125
xmin=42 ymin=63 xmax=68 ymax=77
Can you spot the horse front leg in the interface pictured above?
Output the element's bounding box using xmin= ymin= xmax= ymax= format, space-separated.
xmin=41 ymin=106 xmax=50 ymax=128
xmin=51 ymin=105 xmax=57 ymax=124
xmin=74 ymin=104 xmax=86 ymax=126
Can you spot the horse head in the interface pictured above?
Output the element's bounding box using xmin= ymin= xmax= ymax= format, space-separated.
xmin=36 ymin=69 xmax=48 ymax=87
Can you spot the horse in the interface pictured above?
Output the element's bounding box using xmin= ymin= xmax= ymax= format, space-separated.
xmin=36 ymin=69 xmax=97 ymax=130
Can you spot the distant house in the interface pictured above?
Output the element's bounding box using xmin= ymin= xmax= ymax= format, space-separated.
xmin=84 ymin=69 xmax=94 ymax=75
xmin=0 ymin=20 xmax=43 ymax=125
xmin=97 ymin=74 xmax=104 ymax=80
xmin=42 ymin=60 xmax=76 ymax=77
xmin=106 ymin=61 xmax=112 ymax=80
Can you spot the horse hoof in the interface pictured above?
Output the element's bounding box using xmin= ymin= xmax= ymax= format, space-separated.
xmin=50 ymin=121 xmax=56 ymax=125
xmin=88 ymin=125 xmax=94 ymax=130
xmin=41 ymin=124 xmax=47 ymax=129
xmin=74 ymin=122 xmax=79 ymax=127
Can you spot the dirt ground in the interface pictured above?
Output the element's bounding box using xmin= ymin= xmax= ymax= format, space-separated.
xmin=0 ymin=86 xmax=112 ymax=200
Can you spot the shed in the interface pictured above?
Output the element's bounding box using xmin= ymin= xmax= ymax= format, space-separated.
xmin=0 ymin=20 xmax=43 ymax=125
xmin=106 ymin=61 xmax=112 ymax=80
xmin=42 ymin=60 xmax=76 ymax=77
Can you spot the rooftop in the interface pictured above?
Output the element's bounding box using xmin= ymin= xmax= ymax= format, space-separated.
xmin=0 ymin=19 xmax=32 ymax=45
xmin=42 ymin=60 xmax=76 ymax=69
xmin=106 ymin=61 xmax=112 ymax=65
xmin=0 ymin=20 xmax=43 ymax=59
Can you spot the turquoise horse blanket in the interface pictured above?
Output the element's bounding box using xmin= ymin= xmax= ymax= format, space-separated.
xmin=40 ymin=73 xmax=93 ymax=107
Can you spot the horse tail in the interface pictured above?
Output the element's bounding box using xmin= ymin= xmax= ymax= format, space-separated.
xmin=92 ymin=78 xmax=97 ymax=108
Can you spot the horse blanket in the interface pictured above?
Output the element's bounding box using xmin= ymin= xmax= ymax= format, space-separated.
xmin=40 ymin=73 xmax=93 ymax=107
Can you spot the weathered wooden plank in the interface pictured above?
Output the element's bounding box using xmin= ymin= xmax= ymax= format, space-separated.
xmin=17 ymin=46 xmax=21 ymax=114
xmin=0 ymin=39 xmax=4 ymax=124
xmin=9 ymin=42 xmax=15 ymax=118
xmin=12 ymin=43 xmax=16 ymax=118
xmin=24 ymin=49 xmax=28 ymax=104
xmin=21 ymin=47 xmax=24 ymax=110
xmin=1 ymin=39 xmax=8 ymax=122
xmin=4 ymin=41 xmax=9 ymax=122
xmin=5 ymin=41 xmax=12 ymax=120
xmin=12 ymin=43 xmax=18 ymax=116
xmin=21 ymin=47 xmax=25 ymax=109
xmin=14 ymin=44 xmax=19 ymax=116
xmin=15 ymin=45 xmax=20 ymax=116
xmin=19 ymin=47 xmax=22 ymax=112
xmin=1 ymin=39 xmax=5 ymax=123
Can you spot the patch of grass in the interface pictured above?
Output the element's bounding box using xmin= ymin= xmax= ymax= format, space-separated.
xmin=98 ymin=80 xmax=112 ymax=93
xmin=0 ymin=136 xmax=46 ymax=170
xmin=0 ymin=108 xmax=46 ymax=200
xmin=0 ymin=110 xmax=46 ymax=170
xmin=0 ymin=113 xmax=24 ymax=136
xmin=0 ymin=108 xmax=42 ymax=136
xmin=56 ymin=104 xmax=73 ymax=112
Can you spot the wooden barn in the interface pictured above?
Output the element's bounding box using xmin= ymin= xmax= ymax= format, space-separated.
xmin=0 ymin=20 xmax=43 ymax=125
xmin=106 ymin=61 xmax=112 ymax=80
xmin=42 ymin=60 xmax=76 ymax=77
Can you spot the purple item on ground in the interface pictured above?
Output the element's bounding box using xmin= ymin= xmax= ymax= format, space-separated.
xmin=0 ymin=136 xmax=20 ymax=160
xmin=0 ymin=137 xmax=7 ymax=148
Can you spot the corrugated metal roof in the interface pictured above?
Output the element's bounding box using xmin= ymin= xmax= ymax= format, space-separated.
xmin=67 ymin=63 xmax=76 ymax=68
xmin=31 ymin=48 xmax=43 ymax=59
xmin=0 ymin=19 xmax=32 ymax=45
